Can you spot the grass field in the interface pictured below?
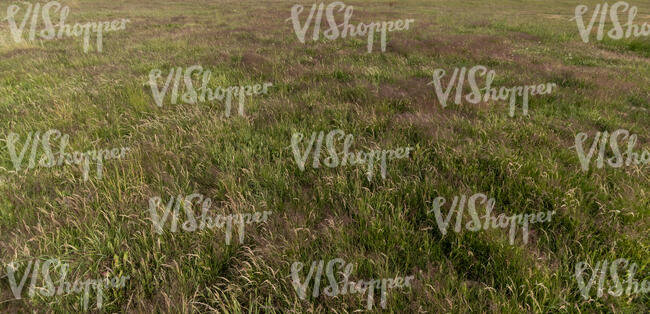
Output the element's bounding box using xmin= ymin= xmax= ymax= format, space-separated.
xmin=0 ymin=0 xmax=649 ymax=312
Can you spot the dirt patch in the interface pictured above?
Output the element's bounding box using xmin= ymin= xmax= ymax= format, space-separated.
xmin=287 ymin=62 xmax=307 ymax=78
xmin=511 ymin=32 xmax=541 ymax=42
xmin=239 ymin=52 xmax=272 ymax=74
xmin=170 ymin=15 xmax=186 ymax=23
xmin=469 ymin=20 xmax=492 ymax=28
xmin=387 ymin=34 xmax=513 ymax=60
xmin=376 ymin=77 xmax=437 ymax=109
xmin=387 ymin=37 xmax=457 ymax=57
xmin=463 ymin=35 xmax=512 ymax=59
xmin=1 ymin=47 xmax=42 ymax=58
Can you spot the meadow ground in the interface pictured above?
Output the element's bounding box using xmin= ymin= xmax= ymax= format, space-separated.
xmin=0 ymin=0 xmax=649 ymax=312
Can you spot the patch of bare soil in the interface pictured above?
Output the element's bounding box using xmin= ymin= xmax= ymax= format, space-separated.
xmin=387 ymin=34 xmax=514 ymax=60
xmin=239 ymin=52 xmax=273 ymax=74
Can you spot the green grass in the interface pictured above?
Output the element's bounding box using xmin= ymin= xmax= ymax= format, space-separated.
xmin=0 ymin=0 xmax=649 ymax=312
